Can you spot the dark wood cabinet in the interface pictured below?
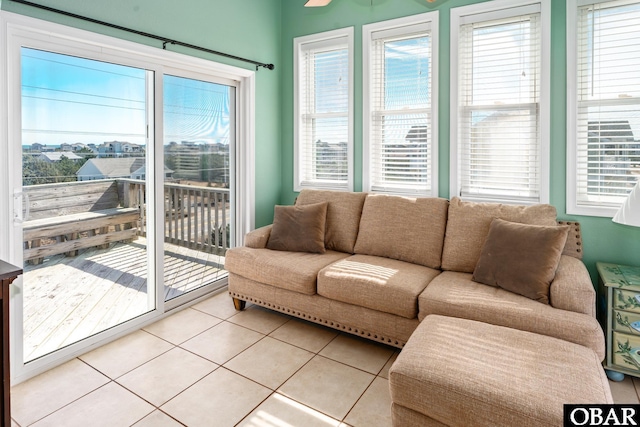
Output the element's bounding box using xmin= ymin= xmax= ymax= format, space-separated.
xmin=0 ymin=260 xmax=22 ymax=427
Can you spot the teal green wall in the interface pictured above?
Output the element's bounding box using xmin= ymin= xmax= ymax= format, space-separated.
xmin=3 ymin=0 xmax=640 ymax=283
xmin=280 ymin=0 xmax=640 ymax=283
xmin=2 ymin=0 xmax=282 ymax=228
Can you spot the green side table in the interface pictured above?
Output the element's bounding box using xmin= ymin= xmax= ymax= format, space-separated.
xmin=597 ymin=262 xmax=640 ymax=381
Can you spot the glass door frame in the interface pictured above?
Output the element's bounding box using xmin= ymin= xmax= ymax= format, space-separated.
xmin=0 ymin=11 xmax=255 ymax=384
xmin=160 ymin=67 xmax=239 ymax=310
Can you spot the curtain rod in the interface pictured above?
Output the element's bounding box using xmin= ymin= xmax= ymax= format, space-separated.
xmin=9 ymin=0 xmax=275 ymax=71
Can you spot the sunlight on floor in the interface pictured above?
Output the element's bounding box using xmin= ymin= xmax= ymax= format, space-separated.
xmin=245 ymin=394 xmax=340 ymax=427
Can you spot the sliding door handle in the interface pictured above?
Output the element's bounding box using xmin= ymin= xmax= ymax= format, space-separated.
xmin=13 ymin=190 xmax=29 ymax=223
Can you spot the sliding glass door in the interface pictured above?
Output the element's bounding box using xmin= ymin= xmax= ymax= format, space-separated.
xmin=162 ymin=75 xmax=234 ymax=302
xmin=3 ymin=13 xmax=253 ymax=384
xmin=20 ymin=48 xmax=155 ymax=362
xmin=18 ymin=52 xmax=238 ymax=362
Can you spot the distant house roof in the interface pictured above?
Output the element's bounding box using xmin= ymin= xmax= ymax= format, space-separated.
xmin=405 ymin=125 xmax=428 ymax=143
xmin=39 ymin=152 xmax=83 ymax=162
xmin=588 ymin=121 xmax=635 ymax=142
xmin=76 ymin=157 xmax=145 ymax=179
xmin=131 ymin=164 xmax=174 ymax=178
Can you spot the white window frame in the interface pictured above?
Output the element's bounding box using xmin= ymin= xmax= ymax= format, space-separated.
xmin=363 ymin=12 xmax=439 ymax=196
xmin=450 ymin=0 xmax=551 ymax=205
xmin=566 ymin=0 xmax=640 ymax=217
xmin=293 ymin=28 xmax=354 ymax=192
xmin=0 ymin=11 xmax=255 ymax=384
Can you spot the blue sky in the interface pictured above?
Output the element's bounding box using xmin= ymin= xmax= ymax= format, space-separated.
xmin=21 ymin=48 xmax=231 ymax=148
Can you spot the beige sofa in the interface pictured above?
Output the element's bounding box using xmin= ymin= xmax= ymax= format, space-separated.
xmin=225 ymin=189 xmax=605 ymax=360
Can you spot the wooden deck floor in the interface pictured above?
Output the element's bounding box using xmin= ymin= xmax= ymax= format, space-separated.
xmin=22 ymin=237 xmax=227 ymax=362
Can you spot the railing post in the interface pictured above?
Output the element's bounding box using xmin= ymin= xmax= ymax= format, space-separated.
xmin=125 ymin=182 xmax=139 ymax=209
xmin=138 ymin=184 xmax=145 ymax=236
xmin=123 ymin=181 xmax=130 ymax=208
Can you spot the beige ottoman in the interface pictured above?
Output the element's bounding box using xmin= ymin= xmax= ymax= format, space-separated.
xmin=389 ymin=315 xmax=612 ymax=427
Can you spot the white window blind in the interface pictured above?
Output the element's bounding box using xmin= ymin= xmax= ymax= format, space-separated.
xmin=574 ymin=0 xmax=640 ymax=209
xmin=294 ymin=30 xmax=353 ymax=191
xmin=457 ymin=6 xmax=542 ymax=203
xmin=365 ymin=18 xmax=435 ymax=195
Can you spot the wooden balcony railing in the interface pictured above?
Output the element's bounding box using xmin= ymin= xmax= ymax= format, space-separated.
xmin=120 ymin=179 xmax=230 ymax=255
xmin=22 ymin=179 xmax=230 ymax=261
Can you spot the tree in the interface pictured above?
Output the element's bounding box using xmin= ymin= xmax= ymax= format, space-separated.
xmin=22 ymin=154 xmax=89 ymax=185
xmin=22 ymin=155 xmax=60 ymax=185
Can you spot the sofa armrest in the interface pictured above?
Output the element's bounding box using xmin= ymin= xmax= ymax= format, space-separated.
xmin=550 ymin=255 xmax=595 ymax=317
xmin=244 ymin=225 xmax=272 ymax=248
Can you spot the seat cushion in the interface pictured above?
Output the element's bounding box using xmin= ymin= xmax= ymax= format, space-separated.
xmin=296 ymin=189 xmax=367 ymax=254
xmin=224 ymin=247 xmax=349 ymax=295
xmin=418 ymin=271 xmax=605 ymax=360
xmin=441 ymin=197 xmax=558 ymax=273
xmin=318 ymin=255 xmax=440 ymax=319
xmin=353 ymin=194 xmax=449 ymax=269
xmin=389 ymin=315 xmax=612 ymax=427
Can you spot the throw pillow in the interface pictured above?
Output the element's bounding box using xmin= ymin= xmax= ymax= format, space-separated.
xmin=472 ymin=218 xmax=569 ymax=304
xmin=266 ymin=202 xmax=328 ymax=253
xmin=441 ymin=197 xmax=558 ymax=273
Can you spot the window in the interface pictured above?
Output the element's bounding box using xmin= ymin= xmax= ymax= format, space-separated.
xmin=450 ymin=0 xmax=550 ymax=204
xmin=294 ymin=28 xmax=353 ymax=191
xmin=567 ymin=0 xmax=640 ymax=216
xmin=363 ymin=13 xmax=438 ymax=196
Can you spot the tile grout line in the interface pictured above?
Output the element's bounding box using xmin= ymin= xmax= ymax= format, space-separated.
xmin=225 ymin=319 xmax=358 ymax=425
xmin=175 ymin=319 xmax=269 ymax=364
xmin=340 ymin=374 xmax=379 ymax=424
xmin=79 ymin=338 xmax=175 ymax=381
xmin=267 ymin=324 xmax=339 ymax=354
xmin=243 ymin=317 xmax=395 ymax=423
xmin=115 ymin=375 xmax=190 ymax=426
xmin=112 ymin=351 xmax=218 ymax=405
xmin=23 ymin=379 xmax=118 ymax=427
xmin=16 ymin=295 xmax=396 ymax=427
xmin=78 ymin=327 xmax=215 ymax=426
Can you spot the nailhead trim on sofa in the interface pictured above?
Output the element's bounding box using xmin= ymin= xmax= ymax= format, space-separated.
xmin=229 ymin=291 xmax=407 ymax=347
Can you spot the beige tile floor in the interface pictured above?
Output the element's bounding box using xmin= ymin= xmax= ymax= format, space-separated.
xmin=11 ymin=290 xmax=639 ymax=427
xmin=11 ymin=291 xmax=396 ymax=427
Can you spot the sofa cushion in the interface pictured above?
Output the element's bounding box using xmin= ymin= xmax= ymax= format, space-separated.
xmin=353 ymin=195 xmax=449 ymax=269
xmin=266 ymin=202 xmax=328 ymax=253
xmin=224 ymin=247 xmax=349 ymax=295
xmin=318 ymin=255 xmax=441 ymax=319
xmin=441 ymin=197 xmax=558 ymax=273
xmin=418 ymin=271 xmax=605 ymax=360
xmin=296 ymin=189 xmax=367 ymax=254
xmin=472 ymin=219 xmax=569 ymax=304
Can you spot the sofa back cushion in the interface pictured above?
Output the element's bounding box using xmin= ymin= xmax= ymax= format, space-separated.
xmin=441 ymin=197 xmax=558 ymax=273
xmin=353 ymin=194 xmax=449 ymax=269
xmin=296 ymin=189 xmax=367 ymax=253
